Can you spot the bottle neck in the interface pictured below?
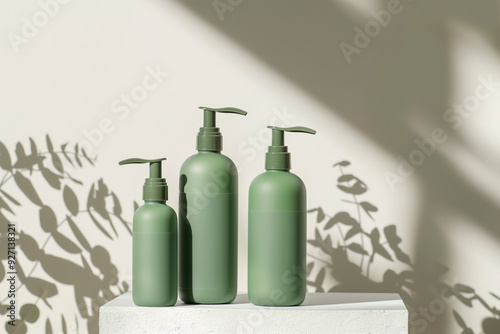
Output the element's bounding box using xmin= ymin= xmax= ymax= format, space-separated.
xmin=143 ymin=179 xmax=168 ymax=201
xmin=197 ymin=127 xmax=223 ymax=152
xmin=144 ymin=200 xmax=166 ymax=204
xmin=265 ymin=168 xmax=289 ymax=172
xmin=265 ymin=146 xmax=290 ymax=171
xmin=197 ymin=149 xmax=221 ymax=153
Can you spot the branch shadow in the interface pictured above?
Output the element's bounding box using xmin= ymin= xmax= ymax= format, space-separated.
xmin=0 ymin=136 xmax=131 ymax=334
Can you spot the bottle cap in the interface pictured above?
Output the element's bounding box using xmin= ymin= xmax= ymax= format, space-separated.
xmin=118 ymin=158 xmax=168 ymax=201
xmin=197 ymin=106 xmax=248 ymax=152
xmin=265 ymin=126 xmax=316 ymax=171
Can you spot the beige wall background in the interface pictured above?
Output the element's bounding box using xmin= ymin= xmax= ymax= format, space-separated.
xmin=1 ymin=0 xmax=500 ymax=333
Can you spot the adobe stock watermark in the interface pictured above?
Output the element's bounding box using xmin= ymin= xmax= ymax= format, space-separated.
xmin=340 ymin=0 xmax=410 ymax=64
xmin=409 ymin=282 xmax=464 ymax=333
xmin=237 ymin=106 xmax=297 ymax=162
xmin=76 ymin=64 xmax=170 ymax=155
xmin=385 ymin=74 xmax=500 ymax=191
xmin=7 ymin=0 xmax=72 ymax=53
xmin=213 ymin=0 xmax=244 ymax=21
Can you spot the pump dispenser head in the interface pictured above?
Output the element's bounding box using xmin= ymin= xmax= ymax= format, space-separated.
xmin=265 ymin=126 xmax=316 ymax=171
xmin=119 ymin=158 xmax=168 ymax=201
xmin=197 ymin=106 xmax=248 ymax=152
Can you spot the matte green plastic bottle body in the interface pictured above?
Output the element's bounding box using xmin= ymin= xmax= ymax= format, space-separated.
xmin=248 ymin=171 xmax=306 ymax=306
xmin=179 ymin=152 xmax=237 ymax=304
xmin=133 ymin=202 xmax=177 ymax=306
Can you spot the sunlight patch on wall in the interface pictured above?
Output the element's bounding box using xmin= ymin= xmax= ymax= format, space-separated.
xmin=332 ymin=0 xmax=385 ymax=21
xmin=447 ymin=20 xmax=500 ymax=171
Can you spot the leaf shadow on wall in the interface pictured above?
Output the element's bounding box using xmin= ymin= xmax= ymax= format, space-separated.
xmin=0 ymin=136 xmax=132 ymax=334
xmin=169 ymin=1 xmax=500 ymax=332
xmin=307 ymin=161 xmax=500 ymax=334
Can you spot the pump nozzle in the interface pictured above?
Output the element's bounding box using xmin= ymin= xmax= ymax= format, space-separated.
xmin=265 ymin=126 xmax=316 ymax=171
xmin=119 ymin=158 xmax=168 ymax=201
xmin=197 ymin=106 xmax=248 ymax=152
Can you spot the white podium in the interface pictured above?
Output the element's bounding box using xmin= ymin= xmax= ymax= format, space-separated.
xmin=99 ymin=292 xmax=408 ymax=334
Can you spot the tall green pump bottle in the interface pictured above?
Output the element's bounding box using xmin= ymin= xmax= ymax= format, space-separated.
xmin=248 ymin=126 xmax=316 ymax=306
xmin=119 ymin=158 xmax=177 ymax=307
xmin=179 ymin=106 xmax=247 ymax=304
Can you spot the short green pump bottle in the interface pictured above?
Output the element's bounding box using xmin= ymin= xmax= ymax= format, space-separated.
xmin=119 ymin=158 xmax=177 ymax=307
xmin=179 ymin=106 xmax=247 ymax=304
xmin=248 ymin=126 xmax=316 ymax=306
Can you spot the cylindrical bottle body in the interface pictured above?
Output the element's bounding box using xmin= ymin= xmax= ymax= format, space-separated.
xmin=248 ymin=170 xmax=306 ymax=306
xmin=179 ymin=152 xmax=238 ymax=304
xmin=132 ymin=203 xmax=177 ymax=306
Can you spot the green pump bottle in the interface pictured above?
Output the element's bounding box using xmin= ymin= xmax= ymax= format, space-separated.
xmin=248 ymin=126 xmax=316 ymax=306
xmin=179 ymin=106 xmax=247 ymax=304
xmin=119 ymin=158 xmax=177 ymax=307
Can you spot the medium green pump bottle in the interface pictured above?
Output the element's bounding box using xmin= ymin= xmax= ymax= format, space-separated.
xmin=179 ymin=106 xmax=247 ymax=304
xmin=248 ymin=126 xmax=316 ymax=306
xmin=119 ymin=158 xmax=177 ymax=307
